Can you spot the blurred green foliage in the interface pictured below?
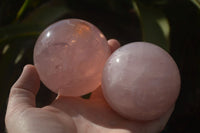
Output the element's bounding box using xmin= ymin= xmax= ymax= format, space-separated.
xmin=0 ymin=0 xmax=200 ymax=132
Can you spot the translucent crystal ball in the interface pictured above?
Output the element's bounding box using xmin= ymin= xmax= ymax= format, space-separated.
xmin=102 ymin=42 xmax=181 ymax=121
xmin=34 ymin=19 xmax=110 ymax=96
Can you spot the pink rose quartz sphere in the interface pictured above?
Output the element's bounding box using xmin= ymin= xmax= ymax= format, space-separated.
xmin=102 ymin=42 xmax=181 ymax=121
xmin=34 ymin=19 xmax=110 ymax=96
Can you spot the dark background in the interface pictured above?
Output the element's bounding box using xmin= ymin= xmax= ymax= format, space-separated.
xmin=0 ymin=0 xmax=200 ymax=132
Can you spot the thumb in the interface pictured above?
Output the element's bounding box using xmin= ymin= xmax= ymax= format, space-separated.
xmin=6 ymin=65 xmax=40 ymax=114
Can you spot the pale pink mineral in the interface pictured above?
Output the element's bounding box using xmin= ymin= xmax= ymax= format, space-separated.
xmin=34 ymin=19 xmax=110 ymax=96
xmin=102 ymin=42 xmax=181 ymax=121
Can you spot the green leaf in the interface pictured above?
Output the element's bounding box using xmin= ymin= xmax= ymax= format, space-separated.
xmin=190 ymin=0 xmax=200 ymax=10
xmin=0 ymin=23 xmax=42 ymax=45
xmin=16 ymin=0 xmax=31 ymax=20
xmin=132 ymin=0 xmax=170 ymax=51
xmin=0 ymin=0 xmax=72 ymax=47
xmin=23 ymin=0 xmax=71 ymax=26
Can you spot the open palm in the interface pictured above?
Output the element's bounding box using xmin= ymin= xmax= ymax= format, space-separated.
xmin=5 ymin=40 xmax=174 ymax=133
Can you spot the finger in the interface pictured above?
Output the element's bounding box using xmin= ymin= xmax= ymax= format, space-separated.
xmin=108 ymin=39 xmax=120 ymax=53
xmin=7 ymin=65 xmax=40 ymax=114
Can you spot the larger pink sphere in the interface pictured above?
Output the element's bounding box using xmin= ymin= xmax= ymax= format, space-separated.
xmin=102 ymin=42 xmax=181 ymax=121
xmin=34 ymin=19 xmax=110 ymax=96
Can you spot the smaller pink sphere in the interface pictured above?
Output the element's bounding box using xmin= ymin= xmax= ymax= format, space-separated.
xmin=102 ymin=42 xmax=181 ymax=121
xmin=34 ymin=19 xmax=110 ymax=96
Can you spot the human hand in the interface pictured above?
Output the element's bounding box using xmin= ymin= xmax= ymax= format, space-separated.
xmin=5 ymin=39 xmax=174 ymax=133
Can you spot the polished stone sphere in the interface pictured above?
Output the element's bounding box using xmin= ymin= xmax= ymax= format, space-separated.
xmin=34 ymin=19 xmax=110 ymax=96
xmin=102 ymin=42 xmax=181 ymax=121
